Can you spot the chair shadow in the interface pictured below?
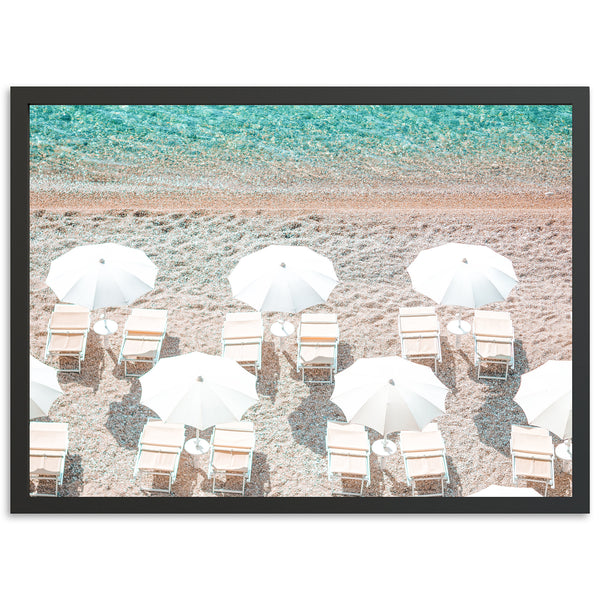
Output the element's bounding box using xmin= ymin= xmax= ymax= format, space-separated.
xmin=462 ymin=338 xmax=529 ymax=384
xmin=105 ymin=379 xmax=153 ymax=449
xmin=257 ymin=341 xmax=281 ymax=400
xmin=437 ymin=335 xmax=457 ymax=390
xmin=443 ymin=456 xmax=462 ymax=497
xmin=61 ymin=454 xmax=84 ymax=497
xmin=159 ymin=334 xmax=181 ymax=358
xmin=58 ymin=334 xmax=105 ymax=393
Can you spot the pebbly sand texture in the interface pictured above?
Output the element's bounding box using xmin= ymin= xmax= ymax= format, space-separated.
xmin=29 ymin=195 xmax=573 ymax=498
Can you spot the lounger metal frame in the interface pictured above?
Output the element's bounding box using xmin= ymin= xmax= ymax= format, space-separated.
xmin=221 ymin=313 xmax=264 ymax=376
xmin=133 ymin=418 xmax=184 ymax=494
xmin=118 ymin=311 xmax=168 ymax=377
xmin=30 ymin=423 xmax=69 ymax=497
xmin=398 ymin=307 xmax=442 ymax=374
xmin=326 ymin=422 xmax=371 ymax=497
xmin=510 ymin=425 xmax=555 ymax=496
xmin=473 ymin=311 xmax=515 ymax=381
xmin=296 ymin=315 xmax=339 ymax=384
xmin=44 ymin=305 xmax=90 ymax=374
xmin=399 ymin=428 xmax=450 ymax=497
xmin=208 ymin=424 xmax=255 ymax=496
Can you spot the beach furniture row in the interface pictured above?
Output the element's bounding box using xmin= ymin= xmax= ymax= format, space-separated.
xmin=30 ymin=420 xmax=555 ymax=497
xmin=44 ymin=303 xmax=515 ymax=382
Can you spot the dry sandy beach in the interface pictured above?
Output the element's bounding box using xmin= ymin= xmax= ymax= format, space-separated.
xmin=29 ymin=192 xmax=572 ymax=498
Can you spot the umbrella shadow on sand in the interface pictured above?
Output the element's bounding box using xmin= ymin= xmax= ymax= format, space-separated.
xmin=473 ymin=384 xmax=529 ymax=457
xmin=287 ymin=385 xmax=345 ymax=456
xmin=105 ymin=379 xmax=154 ymax=449
xmin=257 ymin=341 xmax=281 ymax=400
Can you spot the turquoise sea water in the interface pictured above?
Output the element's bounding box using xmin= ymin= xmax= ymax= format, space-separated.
xmin=29 ymin=104 xmax=572 ymax=196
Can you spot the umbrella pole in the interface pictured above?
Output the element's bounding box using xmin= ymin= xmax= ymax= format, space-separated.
xmin=458 ymin=308 xmax=463 ymax=328
xmin=195 ymin=428 xmax=201 ymax=450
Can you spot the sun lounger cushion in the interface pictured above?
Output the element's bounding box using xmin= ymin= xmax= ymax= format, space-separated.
xmin=400 ymin=430 xmax=444 ymax=453
xmin=211 ymin=449 xmax=251 ymax=471
xmin=513 ymin=456 xmax=553 ymax=479
xmin=330 ymin=453 xmax=369 ymax=476
xmin=140 ymin=422 xmax=185 ymax=448
xmin=402 ymin=337 xmax=439 ymax=357
xmin=213 ymin=423 xmax=255 ymax=450
xmin=299 ymin=323 xmax=339 ymax=341
xmin=398 ymin=306 xmax=436 ymax=317
xmin=222 ymin=320 xmax=263 ymax=340
xmin=301 ymin=313 xmax=337 ymax=324
xmin=30 ymin=454 xmax=65 ymax=476
xmin=327 ymin=423 xmax=370 ymax=452
xmin=476 ymin=341 xmax=513 ymax=360
xmin=226 ymin=312 xmax=262 ymax=322
xmin=399 ymin=315 xmax=439 ymax=333
xmin=125 ymin=309 xmax=167 ymax=335
xmin=222 ymin=343 xmax=261 ymax=363
xmin=30 ymin=423 xmax=68 ymax=451
xmin=405 ymin=455 xmax=447 ymax=478
xmin=137 ymin=448 xmax=180 ymax=472
xmin=511 ymin=428 xmax=554 ymax=456
xmin=300 ymin=345 xmax=336 ymax=365
xmin=474 ymin=317 xmax=514 ymax=338
xmin=49 ymin=311 xmax=89 ymax=330
xmin=122 ymin=338 xmax=162 ymax=359
xmin=48 ymin=332 xmax=86 ymax=353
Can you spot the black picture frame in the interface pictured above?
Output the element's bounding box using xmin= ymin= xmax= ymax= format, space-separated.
xmin=12 ymin=86 xmax=589 ymax=514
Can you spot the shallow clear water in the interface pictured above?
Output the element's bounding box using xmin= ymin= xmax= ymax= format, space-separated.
xmin=29 ymin=104 xmax=572 ymax=195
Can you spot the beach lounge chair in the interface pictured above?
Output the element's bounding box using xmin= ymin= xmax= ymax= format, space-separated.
xmin=44 ymin=304 xmax=90 ymax=373
xmin=133 ymin=418 xmax=185 ymax=494
xmin=208 ymin=421 xmax=255 ymax=496
xmin=221 ymin=312 xmax=263 ymax=375
xmin=296 ymin=313 xmax=339 ymax=384
xmin=473 ymin=310 xmax=515 ymax=380
xmin=30 ymin=422 xmax=69 ymax=497
xmin=398 ymin=306 xmax=442 ymax=373
xmin=326 ymin=421 xmax=371 ymax=496
xmin=118 ymin=308 xmax=168 ymax=377
xmin=399 ymin=423 xmax=449 ymax=497
xmin=510 ymin=425 xmax=555 ymax=496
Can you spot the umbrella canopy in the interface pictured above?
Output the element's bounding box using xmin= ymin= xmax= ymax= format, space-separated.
xmin=468 ymin=485 xmax=542 ymax=497
xmin=407 ymin=243 xmax=517 ymax=310
xmin=46 ymin=242 xmax=157 ymax=310
xmin=330 ymin=356 xmax=448 ymax=437
xmin=30 ymin=355 xmax=63 ymax=419
xmin=513 ymin=360 xmax=572 ymax=440
xmin=139 ymin=352 xmax=258 ymax=431
xmin=228 ymin=244 xmax=339 ymax=313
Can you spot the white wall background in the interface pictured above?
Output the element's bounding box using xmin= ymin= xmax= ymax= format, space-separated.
xmin=2 ymin=2 xmax=595 ymax=598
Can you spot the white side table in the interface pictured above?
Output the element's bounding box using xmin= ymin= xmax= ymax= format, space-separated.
xmin=185 ymin=438 xmax=210 ymax=468
xmin=447 ymin=319 xmax=471 ymax=349
xmin=372 ymin=438 xmax=397 ymax=469
xmin=93 ymin=319 xmax=118 ymax=348
xmin=555 ymin=441 xmax=572 ymax=475
xmin=270 ymin=320 xmax=295 ymax=350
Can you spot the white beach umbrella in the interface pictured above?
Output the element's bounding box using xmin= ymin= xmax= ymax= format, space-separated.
xmin=140 ymin=352 xmax=258 ymax=451
xmin=513 ymin=360 xmax=572 ymax=440
xmin=228 ymin=244 xmax=339 ymax=314
xmin=30 ymin=355 xmax=63 ymax=419
xmin=46 ymin=243 xmax=157 ymax=312
xmin=330 ymin=356 xmax=448 ymax=447
xmin=468 ymin=485 xmax=542 ymax=497
xmin=407 ymin=243 xmax=517 ymax=325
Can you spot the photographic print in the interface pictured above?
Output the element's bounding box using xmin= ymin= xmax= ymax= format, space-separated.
xmin=13 ymin=87 xmax=589 ymax=513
